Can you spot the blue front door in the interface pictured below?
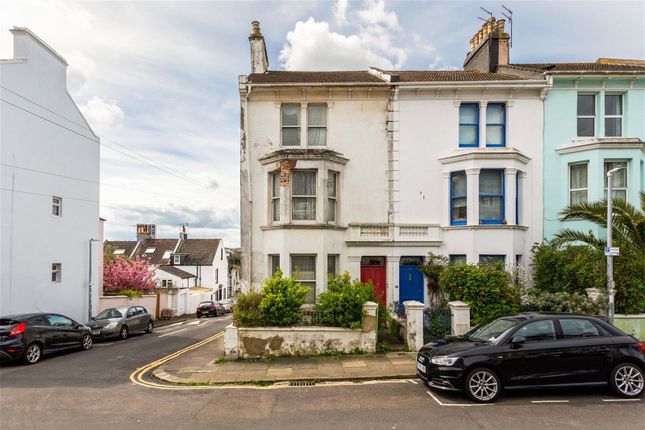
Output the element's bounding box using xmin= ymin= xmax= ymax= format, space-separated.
xmin=399 ymin=258 xmax=424 ymax=304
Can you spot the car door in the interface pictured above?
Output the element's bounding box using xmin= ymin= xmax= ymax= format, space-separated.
xmin=25 ymin=315 xmax=52 ymax=351
xmin=500 ymin=319 xmax=568 ymax=386
xmin=554 ymin=318 xmax=614 ymax=383
xmin=125 ymin=307 xmax=140 ymax=332
xmin=45 ymin=314 xmax=79 ymax=348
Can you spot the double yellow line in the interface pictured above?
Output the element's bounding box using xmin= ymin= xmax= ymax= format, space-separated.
xmin=129 ymin=331 xmax=224 ymax=390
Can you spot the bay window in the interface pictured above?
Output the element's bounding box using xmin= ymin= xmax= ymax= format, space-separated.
xmin=291 ymin=171 xmax=316 ymax=220
xmin=450 ymin=171 xmax=467 ymax=225
xmin=270 ymin=172 xmax=280 ymax=222
xmin=479 ymin=170 xmax=504 ymax=224
xmin=604 ymin=161 xmax=628 ymax=201
xmin=327 ymin=171 xmax=338 ymax=223
xmin=569 ymin=163 xmax=588 ymax=204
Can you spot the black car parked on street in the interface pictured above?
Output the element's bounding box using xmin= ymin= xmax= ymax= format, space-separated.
xmin=0 ymin=313 xmax=93 ymax=364
xmin=196 ymin=301 xmax=225 ymax=318
xmin=416 ymin=314 xmax=645 ymax=402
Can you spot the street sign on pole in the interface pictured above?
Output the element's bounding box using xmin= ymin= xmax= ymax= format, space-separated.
xmin=604 ymin=247 xmax=620 ymax=257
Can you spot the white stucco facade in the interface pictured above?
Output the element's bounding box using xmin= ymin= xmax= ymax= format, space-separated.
xmin=0 ymin=28 xmax=101 ymax=322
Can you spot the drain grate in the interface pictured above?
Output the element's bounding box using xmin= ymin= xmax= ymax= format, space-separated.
xmin=289 ymin=380 xmax=316 ymax=387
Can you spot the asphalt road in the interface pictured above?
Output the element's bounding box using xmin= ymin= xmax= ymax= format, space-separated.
xmin=1 ymin=315 xmax=643 ymax=430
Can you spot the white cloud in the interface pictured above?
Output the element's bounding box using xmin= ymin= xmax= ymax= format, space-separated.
xmin=79 ymin=96 xmax=125 ymax=134
xmin=66 ymin=52 xmax=96 ymax=97
xmin=280 ymin=0 xmax=409 ymax=71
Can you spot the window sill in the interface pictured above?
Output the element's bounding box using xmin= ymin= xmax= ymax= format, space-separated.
xmin=261 ymin=224 xmax=348 ymax=231
xmin=441 ymin=224 xmax=529 ymax=231
xmin=259 ymin=148 xmax=349 ymax=165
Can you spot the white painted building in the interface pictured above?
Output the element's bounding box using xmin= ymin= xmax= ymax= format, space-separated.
xmin=240 ymin=21 xmax=545 ymax=307
xmin=0 ymin=28 xmax=101 ymax=322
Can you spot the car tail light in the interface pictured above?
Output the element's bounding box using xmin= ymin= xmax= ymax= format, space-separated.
xmin=637 ymin=342 xmax=645 ymax=354
xmin=9 ymin=322 xmax=25 ymax=337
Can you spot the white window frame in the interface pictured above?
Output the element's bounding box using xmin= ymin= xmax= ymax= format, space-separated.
xmin=52 ymin=196 xmax=62 ymax=217
xmin=569 ymin=162 xmax=589 ymax=205
xmin=327 ymin=170 xmax=338 ymax=223
xmin=114 ymin=249 xmax=126 ymax=256
xmin=291 ymin=170 xmax=317 ymax=222
xmin=290 ymin=254 xmax=316 ymax=304
xmin=270 ymin=171 xmax=280 ymax=223
xmin=161 ymin=279 xmax=173 ymax=288
xmin=604 ymin=93 xmax=623 ymax=137
xmin=307 ymin=103 xmax=327 ymax=147
xmin=281 ymin=103 xmax=301 ymax=147
xmin=173 ymin=255 xmax=181 ymax=265
xmin=604 ymin=160 xmax=628 ymax=201
xmin=51 ymin=263 xmax=61 ymax=283
xmin=577 ymin=93 xmax=596 ymax=137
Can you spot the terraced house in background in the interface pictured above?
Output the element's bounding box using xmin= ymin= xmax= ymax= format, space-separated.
xmin=499 ymin=60 xmax=645 ymax=239
xmin=239 ymin=19 xmax=547 ymax=306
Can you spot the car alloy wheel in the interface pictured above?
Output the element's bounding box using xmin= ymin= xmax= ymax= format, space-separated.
xmin=146 ymin=321 xmax=153 ymax=334
xmin=612 ymin=363 xmax=644 ymax=398
xmin=119 ymin=326 xmax=129 ymax=340
xmin=466 ymin=368 xmax=500 ymax=403
xmin=81 ymin=334 xmax=93 ymax=350
xmin=23 ymin=343 xmax=41 ymax=364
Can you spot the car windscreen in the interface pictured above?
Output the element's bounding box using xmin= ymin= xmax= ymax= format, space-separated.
xmin=95 ymin=307 xmax=129 ymax=319
xmin=466 ymin=318 xmax=519 ymax=343
xmin=0 ymin=319 xmax=18 ymax=326
xmin=199 ymin=302 xmax=213 ymax=308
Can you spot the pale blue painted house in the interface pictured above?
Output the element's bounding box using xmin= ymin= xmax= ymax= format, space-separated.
xmin=500 ymin=60 xmax=645 ymax=240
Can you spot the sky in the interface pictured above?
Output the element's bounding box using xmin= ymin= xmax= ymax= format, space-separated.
xmin=1 ymin=0 xmax=643 ymax=247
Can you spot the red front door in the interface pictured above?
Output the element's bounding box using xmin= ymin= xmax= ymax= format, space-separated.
xmin=361 ymin=264 xmax=387 ymax=305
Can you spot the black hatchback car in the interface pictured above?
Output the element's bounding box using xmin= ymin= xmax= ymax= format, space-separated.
xmin=196 ymin=301 xmax=225 ymax=318
xmin=417 ymin=314 xmax=645 ymax=403
xmin=0 ymin=313 xmax=93 ymax=364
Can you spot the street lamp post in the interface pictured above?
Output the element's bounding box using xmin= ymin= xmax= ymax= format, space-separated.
xmin=606 ymin=167 xmax=624 ymax=325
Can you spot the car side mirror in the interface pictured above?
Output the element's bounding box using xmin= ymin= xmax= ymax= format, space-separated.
xmin=511 ymin=336 xmax=526 ymax=348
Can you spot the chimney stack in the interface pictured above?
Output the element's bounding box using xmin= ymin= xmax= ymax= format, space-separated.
xmin=179 ymin=224 xmax=188 ymax=240
xmin=136 ymin=224 xmax=156 ymax=241
xmin=249 ymin=20 xmax=269 ymax=74
xmin=463 ymin=17 xmax=510 ymax=73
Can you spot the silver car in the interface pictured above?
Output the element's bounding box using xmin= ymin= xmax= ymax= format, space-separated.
xmin=218 ymin=300 xmax=233 ymax=313
xmin=86 ymin=306 xmax=153 ymax=340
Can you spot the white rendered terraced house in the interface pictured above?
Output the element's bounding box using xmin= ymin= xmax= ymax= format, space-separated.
xmin=239 ymin=20 xmax=545 ymax=307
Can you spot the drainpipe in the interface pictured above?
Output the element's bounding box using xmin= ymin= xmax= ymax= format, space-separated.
xmin=88 ymin=238 xmax=99 ymax=320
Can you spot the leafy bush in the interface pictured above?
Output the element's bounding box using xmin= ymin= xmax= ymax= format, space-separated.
xmin=440 ymin=263 xmax=521 ymax=325
xmin=232 ymin=290 xmax=265 ymax=327
xmin=613 ymin=245 xmax=645 ymax=314
xmin=105 ymin=289 xmax=143 ymax=298
xmin=418 ymin=253 xmax=448 ymax=307
xmin=314 ymin=273 xmax=374 ymax=328
xmin=377 ymin=301 xmax=403 ymax=344
xmin=531 ymin=243 xmax=605 ymax=294
xmin=521 ymin=289 xmax=606 ymax=315
xmin=259 ymin=270 xmax=309 ymax=326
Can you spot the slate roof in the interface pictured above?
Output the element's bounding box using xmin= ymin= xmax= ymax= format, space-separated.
xmin=247 ymin=71 xmax=385 ymax=84
xmin=175 ymin=239 xmax=221 ymax=266
xmin=390 ymin=70 xmax=524 ymax=82
xmin=105 ymin=241 xmax=138 ymax=258
xmin=131 ymin=239 xmax=178 ymax=265
xmin=157 ymin=266 xmax=196 ymax=279
xmin=505 ymin=62 xmax=645 ymax=73
xmin=247 ymin=69 xmax=527 ymax=84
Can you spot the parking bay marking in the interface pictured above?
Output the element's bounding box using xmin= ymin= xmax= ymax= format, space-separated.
xmin=602 ymin=399 xmax=642 ymax=402
xmin=426 ymin=391 xmax=493 ymax=407
xmin=158 ymin=328 xmax=188 ymax=338
xmin=187 ymin=321 xmax=200 ymax=325
xmin=531 ymin=400 xmax=570 ymax=404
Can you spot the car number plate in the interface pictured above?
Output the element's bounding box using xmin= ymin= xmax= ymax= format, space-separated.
xmin=91 ymin=330 xmax=100 ymax=335
xmin=416 ymin=362 xmax=426 ymax=373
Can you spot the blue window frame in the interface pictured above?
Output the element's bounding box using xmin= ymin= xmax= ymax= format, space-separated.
xmin=479 ymin=169 xmax=505 ymax=224
xmin=479 ymin=255 xmax=506 ymax=265
xmin=459 ymin=103 xmax=479 ymax=147
xmin=449 ymin=255 xmax=467 ymax=265
xmin=486 ymin=103 xmax=506 ymax=147
xmin=515 ymin=174 xmax=519 ymax=225
xmin=450 ymin=171 xmax=467 ymax=225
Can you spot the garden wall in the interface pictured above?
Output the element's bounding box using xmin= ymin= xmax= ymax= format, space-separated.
xmin=98 ymin=295 xmax=158 ymax=319
xmin=614 ymin=314 xmax=645 ymax=340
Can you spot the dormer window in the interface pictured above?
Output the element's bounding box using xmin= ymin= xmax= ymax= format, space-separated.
xmin=173 ymin=255 xmax=181 ymax=265
xmin=162 ymin=250 xmax=172 ymax=260
xmin=113 ymin=249 xmax=125 ymax=256
xmin=144 ymin=247 xmax=156 ymax=254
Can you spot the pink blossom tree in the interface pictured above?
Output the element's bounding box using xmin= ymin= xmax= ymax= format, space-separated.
xmin=103 ymin=256 xmax=158 ymax=294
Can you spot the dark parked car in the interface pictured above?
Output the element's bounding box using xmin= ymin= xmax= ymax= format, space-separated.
xmin=0 ymin=313 xmax=93 ymax=364
xmin=416 ymin=314 xmax=645 ymax=403
xmin=196 ymin=301 xmax=224 ymax=318
xmin=86 ymin=306 xmax=153 ymax=340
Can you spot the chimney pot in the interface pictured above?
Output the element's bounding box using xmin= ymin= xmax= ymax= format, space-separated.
xmin=248 ymin=20 xmax=269 ymax=74
xmin=496 ymin=19 xmax=505 ymax=33
xmin=250 ymin=20 xmax=262 ymax=38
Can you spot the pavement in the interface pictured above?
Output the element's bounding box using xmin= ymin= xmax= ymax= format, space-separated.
xmin=153 ymin=334 xmax=417 ymax=384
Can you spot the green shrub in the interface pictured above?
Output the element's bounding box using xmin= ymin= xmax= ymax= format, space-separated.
xmin=314 ymin=273 xmax=374 ymax=328
xmin=106 ymin=289 xmax=143 ymax=298
xmin=232 ymin=290 xmax=265 ymax=327
xmin=259 ymin=269 xmax=309 ymax=326
xmin=521 ymin=289 xmax=606 ymax=315
xmin=440 ymin=263 xmax=521 ymax=325
xmin=531 ymin=243 xmax=605 ymax=294
xmin=613 ymin=245 xmax=645 ymax=314
xmin=377 ymin=301 xmax=403 ymax=344
xmin=418 ymin=253 xmax=449 ymax=307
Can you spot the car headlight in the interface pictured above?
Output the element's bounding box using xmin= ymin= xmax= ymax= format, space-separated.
xmin=104 ymin=322 xmax=117 ymax=329
xmin=430 ymin=356 xmax=458 ymax=366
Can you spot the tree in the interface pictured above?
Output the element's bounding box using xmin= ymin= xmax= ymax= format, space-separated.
xmin=418 ymin=253 xmax=448 ymax=307
xmin=103 ymin=256 xmax=157 ymax=295
xmin=552 ymin=192 xmax=645 ymax=253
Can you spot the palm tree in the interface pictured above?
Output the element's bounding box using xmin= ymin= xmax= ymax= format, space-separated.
xmin=552 ymin=191 xmax=645 ymax=253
